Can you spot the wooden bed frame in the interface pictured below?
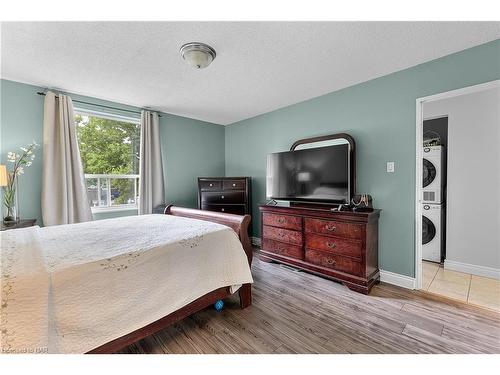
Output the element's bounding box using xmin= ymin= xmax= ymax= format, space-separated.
xmin=87 ymin=205 xmax=253 ymax=354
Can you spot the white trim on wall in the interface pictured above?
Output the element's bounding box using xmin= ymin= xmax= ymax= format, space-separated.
xmin=415 ymin=99 xmax=424 ymax=290
xmin=414 ymin=79 xmax=500 ymax=291
xmin=444 ymin=260 xmax=500 ymax=280
xmin=379 ymin=270 xmax=416 ymax=290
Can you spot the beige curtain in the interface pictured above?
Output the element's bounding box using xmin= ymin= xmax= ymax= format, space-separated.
xmin=139 ymin=110 xmax=165 ymax=214
xmin=41 ymin=91 xmax=92 ymax=226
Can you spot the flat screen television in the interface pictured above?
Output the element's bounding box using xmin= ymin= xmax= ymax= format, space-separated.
xmin=266 ymin=144 xmax=351 ymax=204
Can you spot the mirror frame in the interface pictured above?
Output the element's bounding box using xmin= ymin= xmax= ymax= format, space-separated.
xmin=290 ymin=133 xmax=356 ymax=204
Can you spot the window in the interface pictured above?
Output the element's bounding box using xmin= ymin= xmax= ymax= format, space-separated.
xmin=75 ymin=111 xmax=140 ymax=211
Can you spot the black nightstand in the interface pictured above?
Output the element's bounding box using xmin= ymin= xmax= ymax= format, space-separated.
xmin=1 ymin=219 xmax=37 ymax=231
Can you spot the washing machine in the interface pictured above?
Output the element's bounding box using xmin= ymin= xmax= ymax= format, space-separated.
xmin=422 ymin=204 xmax=443 ymax=263
xmin=422 ymin=145 xmax=444 ymax=204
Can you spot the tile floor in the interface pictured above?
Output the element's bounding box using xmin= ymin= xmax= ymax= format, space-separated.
xmin=421 ymin=261 xmax=500 ymax=312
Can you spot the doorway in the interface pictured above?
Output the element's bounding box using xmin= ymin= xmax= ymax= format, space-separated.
xmin=415 ymin=80 xmax=500 ymax=311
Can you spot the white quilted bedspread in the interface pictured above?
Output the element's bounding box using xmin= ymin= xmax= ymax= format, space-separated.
xmin=1 ymin=214 xmax=253 ymax=354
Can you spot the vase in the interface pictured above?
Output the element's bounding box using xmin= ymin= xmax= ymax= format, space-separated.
xmin=3 ymin=174 xmax=19 ymax=224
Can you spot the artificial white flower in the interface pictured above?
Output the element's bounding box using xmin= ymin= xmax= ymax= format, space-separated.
xmin=20 ymin=147 xmax=27 ymax=152
xmin=31 ymin=154 xmax=36 ymax=160
xmin=17 ymin=167 xmax=24 ymax=175
xmin=26 ymin=161 xmax=32 ymax=167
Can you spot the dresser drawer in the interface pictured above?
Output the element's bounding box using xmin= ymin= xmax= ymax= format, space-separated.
xmin=262 ymin=238 xmax=303 ymax=259
xmin=305 ymin=234 xmax=362 ymax=260
xmin=223 ymin=179 xmax=246 ymax=190
xmin=199 ymin=180 xmax=222 ymax=191
xmin=262 ymin=225 xmax=302 ymax=245
xmin=201 ymin=191 xmax=245 ymax=204
xmin=304 ymin=218 xmax=363 ymax=239
xmin=305 ymin=248 xmax=364 ymax=276
xmin=201 ymin=204 xmax=246 ymax=215
xmin=262 ymin=213 xmax=302 ymax=231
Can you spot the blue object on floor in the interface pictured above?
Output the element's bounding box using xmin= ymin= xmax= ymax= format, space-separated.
xmin=214 ymin=299 xmax=224 ymax=311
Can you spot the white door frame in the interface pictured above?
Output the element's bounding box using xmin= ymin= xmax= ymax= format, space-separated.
xmin=414 ymin=79 xmax=500 ymax=290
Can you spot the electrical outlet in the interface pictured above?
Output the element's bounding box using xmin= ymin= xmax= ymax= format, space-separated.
xmin=386 ymin=162 xmax=395 ymax=173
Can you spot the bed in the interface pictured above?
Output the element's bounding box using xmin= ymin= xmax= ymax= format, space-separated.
xmin=0 ymin=205 xmax=253 ymax=354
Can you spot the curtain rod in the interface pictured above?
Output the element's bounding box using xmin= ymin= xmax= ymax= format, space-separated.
xmin=36 ymin=92 xmax=162 ymax=117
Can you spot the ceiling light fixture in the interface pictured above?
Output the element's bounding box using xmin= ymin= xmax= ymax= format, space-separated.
xmin=180 ymin=42 xmax=216 ymax=69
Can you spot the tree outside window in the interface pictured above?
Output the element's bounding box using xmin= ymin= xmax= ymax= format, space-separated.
xmin=75 ymin=113 xmax=140 ymax=208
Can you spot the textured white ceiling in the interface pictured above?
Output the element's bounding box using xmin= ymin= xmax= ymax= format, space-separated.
xmin=1 ymin=22 xmax=499 ymax=125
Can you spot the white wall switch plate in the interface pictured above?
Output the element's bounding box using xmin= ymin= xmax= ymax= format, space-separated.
xmin=386 ymin=161 xmax=395 ymax=173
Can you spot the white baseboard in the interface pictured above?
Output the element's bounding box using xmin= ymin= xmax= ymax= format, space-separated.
xmin=379 ymin=270 xmax=416 ymax=290
xmin=251 ymin=236 xmax=261 ymax=247
xmin=444 ymin=259 xmax=500 ymax=280
xmin=251 ymin=236 xmax=415 ymax=289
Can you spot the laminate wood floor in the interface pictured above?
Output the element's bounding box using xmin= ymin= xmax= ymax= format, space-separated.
xmin=119 ymin=252 xmax=500 ymax=354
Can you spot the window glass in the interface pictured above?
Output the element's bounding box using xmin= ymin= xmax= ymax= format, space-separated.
xmin=75 ymin=113 xmax=140 ymax=209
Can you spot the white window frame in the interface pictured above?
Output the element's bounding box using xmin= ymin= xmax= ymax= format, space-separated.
xmin=75 ymin=108 xmax=141 ymax=213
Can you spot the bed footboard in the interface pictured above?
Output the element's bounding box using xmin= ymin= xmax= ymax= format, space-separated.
xmin=164 ymin=205 xmax=253 ymax=309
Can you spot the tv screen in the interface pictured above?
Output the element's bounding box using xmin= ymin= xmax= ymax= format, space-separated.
xmin=266 ymin=144 xmax=350 ymax=204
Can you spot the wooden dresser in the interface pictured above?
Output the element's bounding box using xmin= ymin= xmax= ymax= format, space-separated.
xmin=259 ymin=204 xmax=380 ymax=294
xmin=198 ymin=177 xmax=251 ymax=216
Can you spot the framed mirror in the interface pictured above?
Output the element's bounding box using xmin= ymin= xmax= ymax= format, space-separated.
xmin=290 ymin=133 xmax=356 ymax=204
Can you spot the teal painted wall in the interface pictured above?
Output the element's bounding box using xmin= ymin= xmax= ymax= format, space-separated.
xmin=160 ymin=111 xmax=226 ymax=208
xmin=225 ymin=40 xmax=500 ymax=277
xmin=0 ymin=79 xmax=225 ymax=225
xmin=1 ymin=80 xmax=44 ymax=224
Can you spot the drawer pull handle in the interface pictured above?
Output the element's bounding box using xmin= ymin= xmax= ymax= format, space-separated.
xmin=278 ymin=217 xmax=285 ymax=224
xmin=221 ymin=208 xmax=225 ymax=212
xmin=221 ymin=195 xmax=225 ymax=199
xmin=325 ymin=225 xmax=336 ymax=232
xmin=209 ymin=183 xmax=213 ymax=187
xmin=326 ymin=257 xmax=336 ymax=265
xmin=327 ymin=242 xmax=336 ymax=248
xmin=232 ymin=183 xmax=236 ymax=187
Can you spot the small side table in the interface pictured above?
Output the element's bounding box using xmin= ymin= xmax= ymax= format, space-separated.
xmin=1 ymin=219 xmax=37 ymax=231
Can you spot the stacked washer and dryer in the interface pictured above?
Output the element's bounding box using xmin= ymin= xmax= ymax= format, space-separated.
xmin=422 ymin=146 xmax=445 ymax=262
